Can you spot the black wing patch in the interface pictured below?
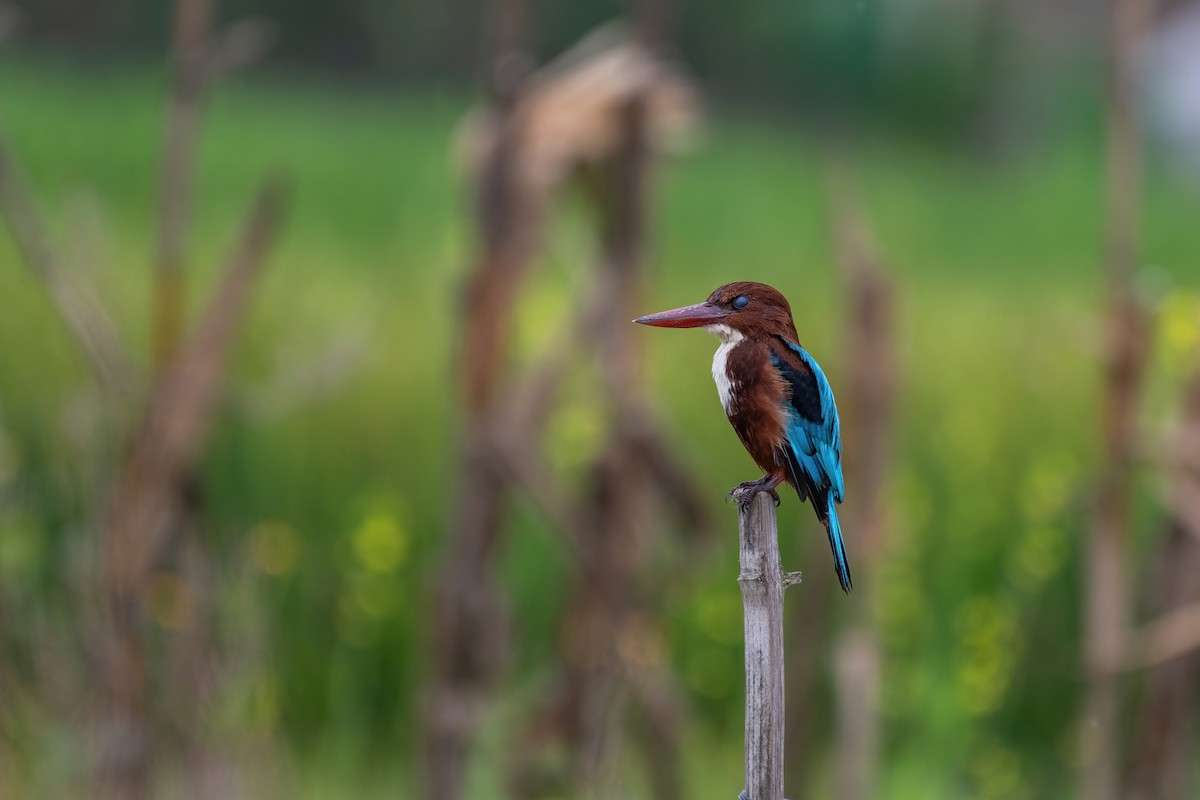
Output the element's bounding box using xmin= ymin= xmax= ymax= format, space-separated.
xmin=777 ymin=445 xmax=825 ymax=516
xmin=770 ymin=343 xmax=822 ymax=424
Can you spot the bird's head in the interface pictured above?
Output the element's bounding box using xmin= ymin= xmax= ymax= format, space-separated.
xmin=634 ymin=281 xmax=798 ymax=341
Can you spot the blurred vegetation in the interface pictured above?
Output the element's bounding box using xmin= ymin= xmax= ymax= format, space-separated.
xmin=15 ymin=0 xmax=1081 ymax=137
xmin=1 ymin=40 xmax=1199 ymax=797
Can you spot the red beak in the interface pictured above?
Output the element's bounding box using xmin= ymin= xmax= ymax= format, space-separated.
xmin=634 ymin=301 xmax=728 ymax=329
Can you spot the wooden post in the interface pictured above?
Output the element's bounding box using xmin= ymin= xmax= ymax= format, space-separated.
xmin=736 ymin=491 xmax=799 ymax=800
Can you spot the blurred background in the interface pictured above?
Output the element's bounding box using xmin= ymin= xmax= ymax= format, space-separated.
xmin=1 ymin=0 xmax=1199 ymax=797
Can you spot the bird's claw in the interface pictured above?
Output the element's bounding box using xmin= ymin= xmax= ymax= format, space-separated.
xmin=727 ymin=480 xmax=781 ymax=508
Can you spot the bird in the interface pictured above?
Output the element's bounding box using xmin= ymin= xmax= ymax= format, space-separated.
xmin=634 ymin=281 xmax=851 ymax=593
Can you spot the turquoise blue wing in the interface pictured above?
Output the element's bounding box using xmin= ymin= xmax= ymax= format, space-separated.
xmin=769 ymin=336 xmax=851 ymax=592
xmin=769 ymin=337 xmax=844 ymax=504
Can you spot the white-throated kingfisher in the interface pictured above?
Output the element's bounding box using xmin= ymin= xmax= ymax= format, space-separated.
xmin=635 ymin=281 xmax=851 ymax=593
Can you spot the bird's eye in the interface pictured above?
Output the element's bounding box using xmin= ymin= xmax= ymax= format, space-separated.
xmin=733 ymin=295 xmax=749 ymax=310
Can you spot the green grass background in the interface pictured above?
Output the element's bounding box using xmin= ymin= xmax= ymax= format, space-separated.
xmin=1 ymin=51 xmax=1199 ymax=797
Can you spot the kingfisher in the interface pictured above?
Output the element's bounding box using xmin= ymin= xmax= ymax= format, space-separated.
xmin=635 ymin=281 xmax=851 ymax=592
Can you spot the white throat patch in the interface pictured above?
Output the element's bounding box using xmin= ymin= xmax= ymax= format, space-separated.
xmin=705 ymin=324 xmax=744 ymax=415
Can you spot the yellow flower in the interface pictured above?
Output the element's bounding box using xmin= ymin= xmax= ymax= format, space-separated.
xmin=353 ymin=513 xmax=408 ymax=574
xmin=1158 ymin=290 xmax=1200 ymax=374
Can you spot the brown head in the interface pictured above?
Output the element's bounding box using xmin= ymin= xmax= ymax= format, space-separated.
xmin=634 ymin=281 xmax=799 ymax=341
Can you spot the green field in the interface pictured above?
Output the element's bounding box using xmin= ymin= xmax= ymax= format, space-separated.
xmin=1 ymin=52 xmax=1198 ymax=797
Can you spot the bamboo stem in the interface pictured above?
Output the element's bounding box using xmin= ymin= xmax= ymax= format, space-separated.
xmin=736 ymin=491 xmax=791 ymax=800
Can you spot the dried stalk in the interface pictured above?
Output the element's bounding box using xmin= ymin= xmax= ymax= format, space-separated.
xmin=95 ymin=178 xmax=287 ymax=799
xmin=828 ymin=164 xmax=894 ymax=800
xmin=104 ymin=178 xmax=288 ymax=597
xmin=1121 ymin=372 xmax=1200 ymax=676
xmin=425 ymin=16 xmax=536 ymax=788
xmin=1125 ymin=525 xmax=1200 ymax=799
xmin=153 ymin=0 xmax=216 ymax=367
xmin=428 ymin=3 xmax=702 ymax=794
xmin=1081 ymin=0 xmax=1155 ymax=797
xmin=0 ymin=139 xmax=134 ymax=397
xmin=1125 ymin=363 xmax=1200 ymax=795
xmin=504 ymin=74 xmax=705 ymax=800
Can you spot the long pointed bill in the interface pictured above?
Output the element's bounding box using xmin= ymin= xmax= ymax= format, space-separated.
xmin=634 ymin=302 xmax=728 ymax=329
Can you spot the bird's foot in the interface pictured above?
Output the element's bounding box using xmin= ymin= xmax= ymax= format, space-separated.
xmin=726 ymin=477 xmax=782 ymax=508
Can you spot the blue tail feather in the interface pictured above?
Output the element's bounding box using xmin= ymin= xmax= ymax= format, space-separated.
xmin=825 ymin=494 xmax=852 ymax=593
